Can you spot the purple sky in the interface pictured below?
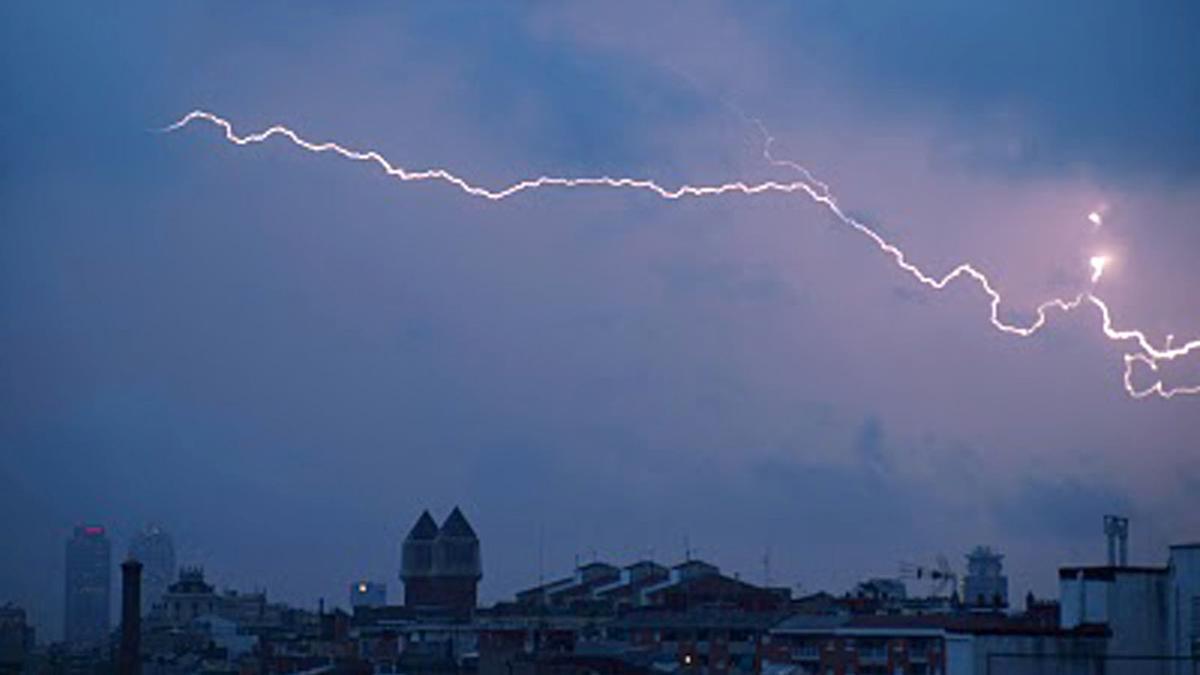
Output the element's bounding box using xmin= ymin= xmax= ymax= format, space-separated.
xmin=2 ymin=3 xmax=1198 ymax=639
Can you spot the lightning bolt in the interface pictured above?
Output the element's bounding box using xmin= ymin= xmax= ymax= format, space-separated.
xmin=164 ymin=110 xmax=1200 ymax=400
xmin=1089 ymin=256 xmax=1109 ymax=284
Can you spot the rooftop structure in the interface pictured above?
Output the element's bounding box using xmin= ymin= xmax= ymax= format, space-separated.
xmin=515 ymin=556 xmax=791 ymax=615
xmin=400 ymin=507 xmax=481 ymax=616
xmin=963 ymin=545 xmax=1008 ymax=609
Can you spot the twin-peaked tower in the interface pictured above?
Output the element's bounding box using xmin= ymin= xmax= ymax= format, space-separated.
xmin=400 ymin=507 xmax=481 ymax=616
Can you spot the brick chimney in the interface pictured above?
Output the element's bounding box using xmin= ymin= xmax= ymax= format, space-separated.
xmin=118 ymin=559 xmax=142 ymax=675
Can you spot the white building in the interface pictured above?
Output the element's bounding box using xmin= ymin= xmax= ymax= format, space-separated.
xmin=963 ymin=546 xmax=1008 ymax=609
xmin=152 ymin=567 xmax=219 ymax=628
xmin=1059 ymin=541 xmax=1200 ymax=674
xmin=1167 ymin=543 xmax=1200 ymax=675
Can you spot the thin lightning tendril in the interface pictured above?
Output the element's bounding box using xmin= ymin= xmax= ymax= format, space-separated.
xmin=165 ymin=110 xmax=1200 ymax=400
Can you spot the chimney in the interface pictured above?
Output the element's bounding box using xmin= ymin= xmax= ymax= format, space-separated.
xmin=118 ymin=558 xmax=142 ymax=675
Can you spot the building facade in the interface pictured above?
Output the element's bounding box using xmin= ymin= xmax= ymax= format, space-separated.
xmin=64 ymin=525 xmax=111 ymax=647
xmin=769 ymin=614 xmax=1108 ymax=675
xmin=0 ymin=603 xmax=35 ymax=670
xmin=1166 ymin=544 xmax=1200 ymax=675
xmin=154 ymin=566 xmax=219 ymax=627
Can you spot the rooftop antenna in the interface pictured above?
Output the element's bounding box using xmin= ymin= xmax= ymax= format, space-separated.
xmin=537 ymin=524 xmax=544 ymax=593
xmin=900 ymin=554 xmax=958 ymax=597
xmin=640 ymin=545 xmax=656 ymax=563
xmin=684 ymin=535 xmax=692 ymax=562
xmin=1104 ymin=515 xmax=1129 ymax=566
xmin=762 ymin=546 xmax=773 ymax=587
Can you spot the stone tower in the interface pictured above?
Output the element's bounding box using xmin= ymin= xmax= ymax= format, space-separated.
xmin=400 ymin=510 xmax=438 ymax=608
xmin=432 ymin=507 xmax=481 ymax=612
xmin=400 ymin=507 xmax=480 ymax=615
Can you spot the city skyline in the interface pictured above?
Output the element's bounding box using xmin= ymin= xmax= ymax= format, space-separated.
xmin=24 ymin=509 xmax=1195 ymax=673
xmin=27 ymin=507 xmax=1164 ymax=641
xmin=3 ymin=3 xmax=1199 ymax=671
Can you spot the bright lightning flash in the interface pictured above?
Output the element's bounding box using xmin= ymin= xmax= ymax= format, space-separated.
xmin=1089 ymin=255 xmax=1110 ymax=284
xmin=164 ymin=110 xmax=1200 ymax=400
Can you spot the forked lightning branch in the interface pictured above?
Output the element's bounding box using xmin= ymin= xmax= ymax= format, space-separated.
xmin=165 ymin=110 xmax=1200 ymax=401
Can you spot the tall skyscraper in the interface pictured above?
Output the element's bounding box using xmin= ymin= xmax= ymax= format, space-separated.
xmin=64 ymin=525 xmax=111 ymax=647
xmin=128 ymin=525 xmax=175 ymax=616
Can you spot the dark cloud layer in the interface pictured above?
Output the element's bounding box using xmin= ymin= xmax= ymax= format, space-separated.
xmin=773 ymin=2 xmax=1200 ymax=179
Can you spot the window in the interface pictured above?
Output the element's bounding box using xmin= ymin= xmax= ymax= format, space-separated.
xmin=793 ymin=641 xmax=819 ymax=659
xmin=859 ymin=639 xmax=886 ymax=661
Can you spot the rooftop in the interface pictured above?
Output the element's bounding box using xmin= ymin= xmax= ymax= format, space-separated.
xmin=405 ymin=510 xmax=439 ymax=542
xmin=1058 ymin=565 xmax=1168 ymax=580
xmin=774 ymin=612 xmax=1111 ymax=638
xmin=438 ymin=507 xmax=477 ymax=540
xmin=609 ymin=609 xmax=785 ymax=630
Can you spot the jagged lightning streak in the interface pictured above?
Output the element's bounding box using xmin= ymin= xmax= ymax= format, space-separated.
xmin=164 ymin=110 xmax=1200 ymax=399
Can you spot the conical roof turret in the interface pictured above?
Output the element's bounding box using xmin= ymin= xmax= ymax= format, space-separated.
xmin=438 ymin=507 xmax=477 ymax=540
xmin=405 ymin=510 xmax=439 ymax=542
